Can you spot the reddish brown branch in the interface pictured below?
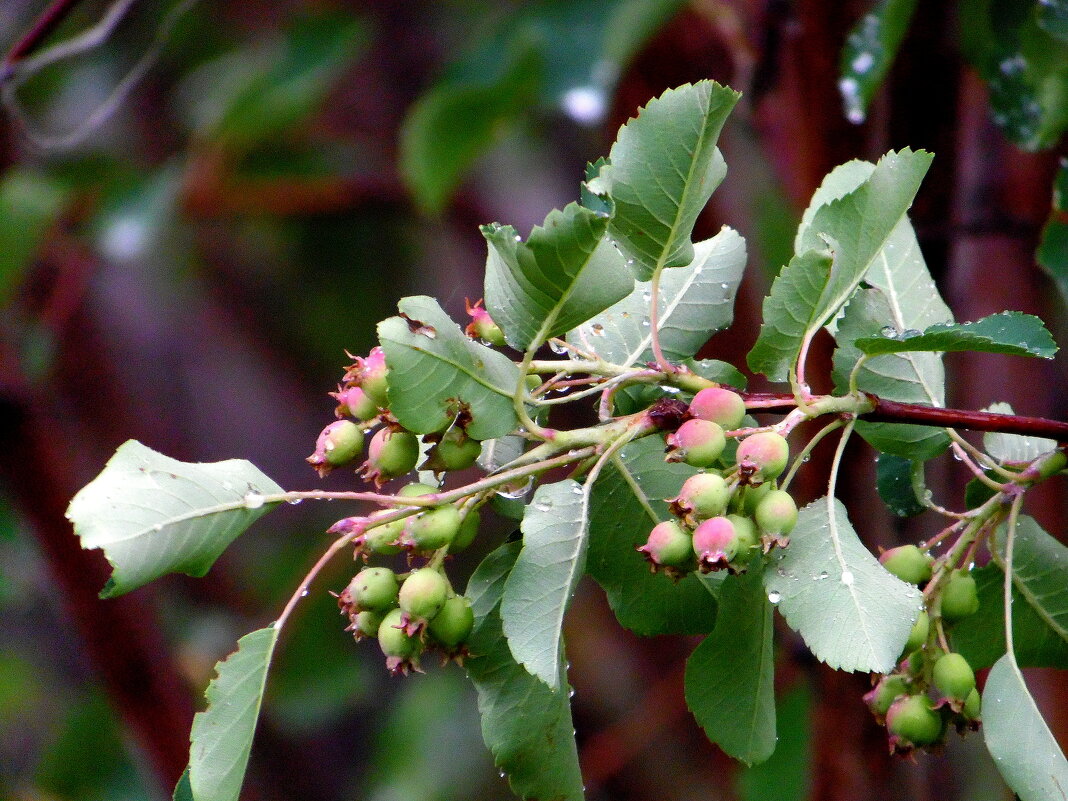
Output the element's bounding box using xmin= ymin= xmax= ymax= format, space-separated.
xmin=1 ymin=0 xmax=85 ymax=83
xmin=742 ymin=392 xmax=1068 ymax=442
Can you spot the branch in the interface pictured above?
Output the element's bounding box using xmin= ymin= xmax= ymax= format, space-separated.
xmin=741 ymin=392 xmax=1068 ymax=442
xmin=0 ymin=0 xmax=84 ymax=83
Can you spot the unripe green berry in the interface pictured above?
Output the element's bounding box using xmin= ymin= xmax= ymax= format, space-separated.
xmin=364 ymin=428 xmax=420 ymax=483
xmin=347 ymin=567 xmax=399 ymax=611
xmin=1034 ymin=449 xmax=1067 ymax=481
xmin=425 ymin=428 xmax=482 ymax=472
xmin=665 ymin=420 xmax=726 ymax=468
xmin=754 ymin=489 xmax=798 ymax=535
xmin=932 ymin=652 xmax=976 ymax=703
xmin=638 ymin=520 xmax=693 ymax=568
xmin=466 ymin=299 xmax=507 ymax=347
xmin=398 ymin=482 xmax=438 ymax=498
xmin=428 ymin=596 xmax=474 ymax=649
xmin=692 ymin=516 xmax=739 ymax=571
xmin=886 ymin=694 xmax=943 ymax=748
xmin=672 ymin=472 xmax=730 ymax=521
xmin=689 ymin=387 xmax=746 ymax=430
xmin=903 ymin=610 xmax=929 ymax=654
xmin=963 ymin=688 xmax=981 ymax=720
xmin=736 ymin=432 xmax=790 ymax=482
xmin=865 ymin=674 xmax=910 ymax=717
xmin=377 ymin=607 xmax=423 ymax=674
xmin=353 ymin=609 xmax=385 ymax=639
xmin=307 ymin=420 xmax=365 ymax=476
xmin=726 ymin=514 xmax=758 ymax=558
xmin=448 ymin=509 xmax=480 ymax=554
xmin=940 ymin=570 xmax=980 ymax=623
xmin=737 ymin=481 xmax=772 ymax=516
xmin=402 ymin=505 xmax=461 ymax=552
xmin=399 ymin=568 xmax=449 ymax=623
xmin=333 ymin=386 xmax=380 ymax=421
xmin=879 ymin=545 xmax=933 ymax=585
xmin=356 ymin=347 xmax=390 ymax=407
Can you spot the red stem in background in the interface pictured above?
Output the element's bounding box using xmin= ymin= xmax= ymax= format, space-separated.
xmin=0 ymin=0 xmax=85 ymax=82
xmin=742 ymin=392 xmax=1068 ymax=442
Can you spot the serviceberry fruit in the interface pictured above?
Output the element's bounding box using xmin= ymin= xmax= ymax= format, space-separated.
xmin=401 ymin=504 xmax=462 ymax=552
xmin=886 ymin=694 xmax=943 ymax=752
xmin=879 ymin=545 xmax=933 ymax=585
xmin=352 ymin=609 xmax=385 ymax=640
xmin=332 ymin=386 xmax=379 ymax=421
xmin=940 ymin=569 xmax=980 ymax=623
xmin=962 ymin=688 xmax=981 ymax=721
xmin=307 ymin=420 xmax=365 ymax=477
xmin=448 ymin=509 xmax=480 ymax=554
xmin=726 ymin=513 xmax=758 ymax=560
xmin=665 ymin=419 xmax=726 ymax=467
xmin=638 ymin=520 xmax=693 ymax=570
xmin=346 ymin=567 xmax=400 ymax=612
xmin=377 ymin=607 xmax=423 ymax=674
xmin=753 ymin=489 xmax=798 ymax=536
xmin=428 ymin=595 xmax=475 ymax=651
xmin=350 ymin=346 xmax=390 ymax=407
xmin=903 ymin=610 xmax=929 ymax=654
xmin=864 ymin=674 xmax=910 ymax=719
xmin=692 ymin=516 xmax=739 ymax=571
xmin=737 ymin=481 xmax=772 ymax=516
xmin=465 ymin=298 xmax=507 ymax=347
xmin=689 ymin=387 xmax=746 ymax=430
xmin=671 ymin=472 xmax=730 ymax=522
xmin=932 ymin=652 xmax=976 ymax=708
xmin=362 ymin=427 xmax=420 ymax=485
xmin=424 ymin=427 xmax=482 ymax=472
xmin=398 ymin=568 xmax=449 ymax=630
xmin=735 ymin=432 xmax=789 ymax=483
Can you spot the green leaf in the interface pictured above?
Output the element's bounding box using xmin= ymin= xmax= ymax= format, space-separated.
xmin=983 ymin=654 xmax=1068 ymax=801
xmin=1039 ymin=0 xmax=1068 ymax=41
xmin=837 ymin=0 xmax=918 ymax=123
xmin=685 ymin=358 xmax=747 ymax=389
xmin=875 ymin=453 xmax=926 ymax=517
xmin=400 ymin=41 xmax=541 ymax=214
xmin=465 ymin=542 xmax=584 ymax=801
xmin=588 ymin=81 xmax=741 ymax=280
xmin=1037 ymin=160 xmax=1068 ymax=304
xmin=749 ymin=149 xmax=933 ymax=381
xmin=763 ymin=496 xmax=922 ymax=673
xmin=567 ymin=226 xmax=747 ymax=365
xmin=501 ymin=480 xmax=590 ymax=688
xmin=66 ymin=440 xmax=283 ymax=598
xmin=377 ymin=296 xmax=521 ymax=439
xmin=983 ymin=402 xmax=1059 ymax=464
xmin=685 ymin=567 xmax=775 ymax=765
xmin=483 ymin=202 xmax=634 ymax=351
xmin=854 ymin=311 xmax=1057 ymax=359
xmin=173 ymin=767 xmax=192 ymax=801
xmin=952 ymin=564 xmax=1068 ymax=670
xmin=586 ymin=436 xmax=718 ymax=635
xmin=832 ymin=286 xmax=950 ymax=460
xmin=956 ymin=516 xmax=1068 ymax=669
xmin=736 ymin=683 xmax=814 ymax=801
xmin=0 ymin=168 xmax=69 ymax=308
xmin=190 ymin=627 xmax=279 ymax=801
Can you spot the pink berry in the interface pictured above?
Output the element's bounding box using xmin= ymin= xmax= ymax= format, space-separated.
xmin=689 ymin=387 xmax=746 ymax=430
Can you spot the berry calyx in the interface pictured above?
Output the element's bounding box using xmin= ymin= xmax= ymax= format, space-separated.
xmin=692 ymin=516 xmax=739 ymax=571
xmin=349 ymin=346 xmax=390 ymax=407
xmin=401 ymin=504 xmax=462 ymax=553
xmin=465 ymin=298 xmax=507 ymax=347
xmin=307 ymin=420 xmax=365 ymax=477
xmin=886 ymin=694 xmax=943 ymax=752
xmin=665 ymin=419 xmax=726 ymax=467
xmin=345 ymin=567 xmax=400 ymax=612
xmin=378 ymin=607 xmax=423 ymax=675
xmin=735 ymin=432 xmax=790 ymax=483
xmin=428 ymin=595 xmax=475 ymax=652
xmin=940 ymin=570 xmax=980 ymax=623
xmin=932 ymin=652 xmax=976 ymax=708
xmin=879 ymin=545 xmax=934 ymax=585
xmin=670 ymin=472 xmax=730 ymax=522
xmin=638 ymin=520 xmax=693 ymax=571
xmin=689 ymin=387 xmax=746 ymax=430
xmin=361 ymin=427 xmax=420 ymax=485
xmin=753 ymin=489 xmax=798 ymax=536
xmin=398 ymin=568 xmax=449 ymax=632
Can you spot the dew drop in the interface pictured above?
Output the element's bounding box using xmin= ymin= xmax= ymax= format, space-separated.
xmin=851 ymin=52 xmax=874 ymax=74
xmin=152 ymin=523 xmax=163 ymax=532
xmin=549 ymin=340 xmax=567 ymax=355
xmin=591 ymin=323 xmax=606 ymax=336
xmin=244 ymin=491 xmax=265 ymax=509
xmin=817 ymin=571 xmax=829 ymax=580
xmin=880 ymin=325 xmax=899 ymax=338
xmin=640 ymin=317 xmax=651 ymax=328
xmin=300 ymin=588 xmax=309 ymax=597
xmin=534 ymin=501 xmax=552 ymax=512
xmin=767 ymin=591 xmax=781 ymax=604
xmin=571 ymin=485 xmax=584 ymax=495
xmin=841 ymin=571 xmax=855 ymax=586
xmin=288 ymin=498 xmax=303 ymax=505
xmin=561 ymin=85 xmax=607 ymax=125
xmin=496 ymin=476 xmax=535 ymax=499
xmin=222 ymin=481 xmax=234 ymax=491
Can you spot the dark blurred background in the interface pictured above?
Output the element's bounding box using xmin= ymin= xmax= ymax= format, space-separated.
xmin=0 ymin=1 xmax=1066 ymax=799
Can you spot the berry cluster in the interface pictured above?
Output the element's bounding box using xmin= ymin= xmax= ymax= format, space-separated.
xmin=638 ymin=388 xmax=798 ymax=578
xmin=309 ymin=345 xmax=491 ymax=674
xmin=866 ymin=546 xmax=982 ymax=754
xmin=337 ymin=565 xmax=474 ymax=674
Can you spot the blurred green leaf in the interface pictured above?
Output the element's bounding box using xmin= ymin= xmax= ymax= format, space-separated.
xmin=174 ymin=768 xmax=193 ymax=801
xmin=875 ymin=453 xmax=927 ymax=517
xmin=0 ymin=168 xmax=69 ymax=308
xmin=854 ymin=311 xmax=1057 ymax=358
xmin=838 ymin=0 xmax=918 ymax=123
xmin=1037 ymin=159 xmax=1068 ymax=304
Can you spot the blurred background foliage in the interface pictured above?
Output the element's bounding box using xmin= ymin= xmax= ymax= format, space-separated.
xmin=0 ymin=1 xmax=1065 ymax=800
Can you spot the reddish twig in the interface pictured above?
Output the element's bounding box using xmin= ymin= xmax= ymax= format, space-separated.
xmin=1 ymin=0 xmax=85 ymax=83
